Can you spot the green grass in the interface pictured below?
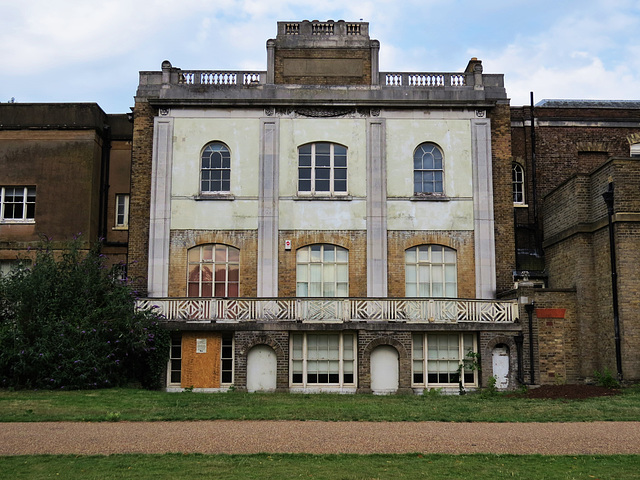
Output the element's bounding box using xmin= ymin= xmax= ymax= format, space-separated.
xmin=2 ymin=453 xmax=639 ymax=479
xmin=1 ymin=385 xmax=639 ymax=422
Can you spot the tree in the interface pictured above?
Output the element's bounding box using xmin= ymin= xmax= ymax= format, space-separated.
xmin=0 ymin=237 xmax=169 ymax=390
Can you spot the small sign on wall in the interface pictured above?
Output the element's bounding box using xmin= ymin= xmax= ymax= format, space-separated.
xmin=284 ymin=239 xmax=292 ymax=251
xmin=196 ymin=338 xmax=207 ymax=354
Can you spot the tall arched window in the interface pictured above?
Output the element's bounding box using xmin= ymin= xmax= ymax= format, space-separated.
xmin=512 ymin=163 xmax=525 ymax=204
xmin=414 ymin=143 xmax=444 ymax=195
xmin=201 ymin=142 xmax=231 ymax=193
xmin=296 ymin=244 xmax=348 ymax=297
xmin=187 ymin=244 xmax=239 ymax=297
xmin=405 ymin=245 xmax=457 ymax=297
xmin=298 ymin=142 xmax=347 ymax=195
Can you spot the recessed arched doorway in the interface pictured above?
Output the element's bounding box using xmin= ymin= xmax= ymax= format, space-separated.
xmin=492 ymin=345 xmax=510 ymax=389
xmin=246 ymin=345 xmax=277 ymax=392
xmin=370 ymin=345 xmax=399 ymax=394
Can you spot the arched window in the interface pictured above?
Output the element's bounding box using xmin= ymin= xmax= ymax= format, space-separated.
xmin=187 ymin=244 xmax=239 ymax=297
xmin=201 ymin=142 xmax=231 ymax=193
xmin=512 ymin=163 xmax=525 ymax=204
xmin=405 ymin=245 xmax=457 ymax=297
xmin=414 ymin=143 xmax=444 ymax=195
xmin=296 ymin=244 xmax=348 ymax=297
xmin=298 ymin=142 xmax=347 ymax=195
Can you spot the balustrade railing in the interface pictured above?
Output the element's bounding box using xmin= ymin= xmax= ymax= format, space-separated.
xmin=383 ymin=72 xmax=467 ymax=87
xmin=137 ymin=297 xmax=517 ymax=324
xmin=177 ymin=71 xmax=265 ymax=85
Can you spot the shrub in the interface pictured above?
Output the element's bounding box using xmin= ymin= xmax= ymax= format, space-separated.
xmin=594 ymin=368 xmax=620 ymax=389
xmin=0 ymin=236 xmax=169 ymax=390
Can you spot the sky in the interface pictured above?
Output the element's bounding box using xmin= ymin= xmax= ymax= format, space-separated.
xmin=1 ymin=0 xmax=639 ymax=113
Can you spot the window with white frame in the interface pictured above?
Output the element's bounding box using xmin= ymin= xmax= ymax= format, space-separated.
xmin=187 ymin=244 xmax=239 ymax=297
xmin=412 ymin=333 xmax=476 ymax=387
xmin=298 ymin=142 xmax=347 ymax=195
xmin=631 ymin=143 xmax=640 ymax=157
xmin=1 ymin=186 xmax=36 ymax=222
xmin=168 ymin=334 xmax=182 ymax=386
xmin=512 ymin=163 xmax=525 ymax=204
xmin=291 ymin=333 xmax=355 ymax=386
xmin=296 ymin=244 xmax=348 ymax=297
xmin=115 ymin=194 xmax=129 ymax=228
xmin=405 ymin=245 xmax=457 ymax=297
xmin=414 ymin=143 xmax=444 ymax=195
xmin=201 ymin=142 xmax=231 ymax=193
xmin=220 ymin=334 xmax=234 ymax=384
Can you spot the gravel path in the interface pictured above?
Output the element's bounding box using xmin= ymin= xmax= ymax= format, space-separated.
xmin=2 ymin=421 xmax=640 ymax=456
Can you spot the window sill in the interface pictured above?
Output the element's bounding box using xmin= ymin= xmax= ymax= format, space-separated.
xmin=410 ymin=195 xmax=449 ymax=201
xmin=112 ymin=226 xmax=129 ymax=231
xmin=294 ymin=195 xmax=352 ymax=201
xmin=0 ymin=219 xmax=35 ymax=225
xmin=514 ymin=203 xmax=529 ymax=208
xmin=195 ymin=193 xmax=235 ymax=201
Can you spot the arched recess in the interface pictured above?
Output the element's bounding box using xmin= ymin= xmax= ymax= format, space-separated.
xmin=247 ymin=345 xmax=277 ymax=392
xmin=370 ymin=345 xmax=399 ymax=394
xmin=484 ymin=335 xmax=519 ymax=390
xmin=362 ymin=336 xmax=410 ymax=391
xmin=238 ymin=334 xmax=287 ymax=391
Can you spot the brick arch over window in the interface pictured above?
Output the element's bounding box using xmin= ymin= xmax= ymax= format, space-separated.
xmin=361 ymin=336 xmax=411 ymax=391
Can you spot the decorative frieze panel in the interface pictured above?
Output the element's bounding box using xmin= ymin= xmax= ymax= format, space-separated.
xmin=137 ymin=297 xmax=518 ymax=324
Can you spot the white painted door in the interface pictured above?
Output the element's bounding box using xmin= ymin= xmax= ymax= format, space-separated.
xmin=246 ymin=345 xmax=277 ymax=392
xmin=370 ymin=346 xmax=399 ymax=394
xmin=492 ymin=345 xmax=510 ymax=389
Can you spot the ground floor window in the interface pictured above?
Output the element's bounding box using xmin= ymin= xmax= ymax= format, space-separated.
xmin=221 ymin=334 xmax=234 ymax=384
xmin=168 ymin=335 xmax=182 ymax=386
xmin=412 ymin=333 xmax=477 ymax=387
xmin=290 ymin=333 xmax=355 ymax=386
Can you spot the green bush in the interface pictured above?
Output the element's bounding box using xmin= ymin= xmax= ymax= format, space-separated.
xmin=0 ymin=236 xmax=169 ymax=390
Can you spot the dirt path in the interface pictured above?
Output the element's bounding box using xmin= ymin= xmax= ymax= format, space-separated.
xmin=2 ymin=421 xmax=640 ymax=456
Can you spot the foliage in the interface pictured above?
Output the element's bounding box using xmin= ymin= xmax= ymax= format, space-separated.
xmin=0 ymin=237 xmax=169 ymax=390
xmin=594 ymin=368 xmax=621 ymax=389
xmin=458 ymin=351 xmax=481 ymax=395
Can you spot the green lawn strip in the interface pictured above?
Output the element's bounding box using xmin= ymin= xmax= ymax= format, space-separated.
xmin=1 ymin=385 xmax=639 ymax=423
xmin=2 ymin=453 xmax=639 ymax=480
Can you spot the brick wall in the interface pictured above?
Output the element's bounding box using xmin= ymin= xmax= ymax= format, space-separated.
xmin=127 ymin=99 xmax=155 ymax=294
xmin=490 ymin=102 xmax=516 ymax=293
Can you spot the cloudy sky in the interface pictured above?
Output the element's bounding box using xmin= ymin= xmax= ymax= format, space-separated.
xmin=1 ymin=0 xmax=638 ymax=113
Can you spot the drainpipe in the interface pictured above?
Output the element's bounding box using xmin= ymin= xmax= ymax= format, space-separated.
xmin=602 ymin=181 xmax=623 ymax=381
xmin=524 ymin=302 xmax=535 ymax=384
xmin=529 ymin=92 xmax=541 ymax=256
xmin=98 ymin=124 xmax=112 ymax=242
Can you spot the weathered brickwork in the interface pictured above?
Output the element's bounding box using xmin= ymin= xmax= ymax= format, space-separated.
xmin=478 ymin=332 xmax=521 ymax=388
xmin=127 ymin=99 xmax=156 ymax=294
xmin=278 ymin=230 xmax=367 ymax=297
xmin=168 ymin=230 xmax=259 ymax=297
xmin=542 ymin=157 xmax=640 ymax=381
xmin=490 ymin=102 xmax=516 ymax=293
xmin=387 ymin=230 xmax=476 ymax=298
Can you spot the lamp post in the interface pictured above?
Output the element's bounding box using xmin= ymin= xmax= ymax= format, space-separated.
xmin=602 ymin=181 xmax=623 ymax=381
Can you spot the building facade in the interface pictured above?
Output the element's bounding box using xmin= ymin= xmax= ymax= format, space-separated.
xmin=0 ymin=103 xmax=132 ymax=272
xmin=131 ymin=21 xmax=521 ymax=393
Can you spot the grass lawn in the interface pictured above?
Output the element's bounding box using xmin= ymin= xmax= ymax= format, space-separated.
xmin=0 ymin=385 xmax=639 ymax=422
xmin=2 ymin=453 xmax=640 ymax=480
